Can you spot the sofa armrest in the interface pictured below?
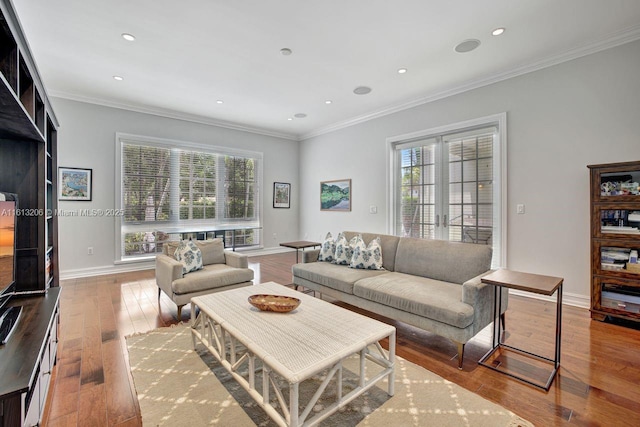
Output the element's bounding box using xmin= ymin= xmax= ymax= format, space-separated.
xmin=302 ymin=249 xmax=320 ymax=263
xmin=224 ymin=250 xmax=249 ymax=269
xmin=462 ymin=270 xmax=508 ymax=314
xmin=156 ymin=254 xmax=183 ymax=290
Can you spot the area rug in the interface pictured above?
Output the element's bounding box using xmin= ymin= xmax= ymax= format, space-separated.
xmin=126 ymin=324 xmax=532 ymax=426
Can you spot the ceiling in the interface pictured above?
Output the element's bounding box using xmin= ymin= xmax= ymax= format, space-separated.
xmin=12 ymin=0 xmax=640 ymax=140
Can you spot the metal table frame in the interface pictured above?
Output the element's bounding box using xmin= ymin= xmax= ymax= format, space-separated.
xmin=479 ymin=270 xmax=563 ymax=391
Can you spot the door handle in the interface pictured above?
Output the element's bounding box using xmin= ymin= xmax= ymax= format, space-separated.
xmin=444 ymin=214 xmax=448 ymax=228
xmin=435 ymin=214 xmax=440 ymax=227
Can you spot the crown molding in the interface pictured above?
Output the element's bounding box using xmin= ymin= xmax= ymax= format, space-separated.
xmin=300 ymin=24 xmax=640 ymax=141
xmin=49 ymin=90 xmax=299 ymax=141
xmin=49 ymin=24 xmax=640 ymax=143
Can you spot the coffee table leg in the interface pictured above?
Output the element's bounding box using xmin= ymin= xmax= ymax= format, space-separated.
xmin=289 ymin=382 xmax=300 ymax=427
xmin=389 ymin=330 xmax=396 ymax=396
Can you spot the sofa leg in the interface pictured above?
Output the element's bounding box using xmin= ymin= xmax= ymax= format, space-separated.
xmin=177 ymin=304 xmax=183 ymax=320
xmin=157 ymin=288 xmax=161 ymax=299
xmin=456 ymin=342 xmax=465 ymax=370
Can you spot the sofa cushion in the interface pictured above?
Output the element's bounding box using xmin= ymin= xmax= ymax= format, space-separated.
xmin=343 ymin=232 xmax=399 ymax=271
xmin=317 ymin=232 xmax=337 ymax=262
xmin=293 ymin=262 xmax=386 ymax=294
xmin=171 ymin=263 xmax=254 ymax=295
xmin=174 ymin=240 xmax=203 ymax=274
xmin=394 ymin=238 xmax=492 ymax=284
xmin=350 ymin=236 xmax=384 ymax=270
xmin=333 ymin=233 xmax=358 ymax=265
xmin=353 ymin=272 xmax=475 ymax=328
xmin=194 ymin=238 xmax=225 ymax=265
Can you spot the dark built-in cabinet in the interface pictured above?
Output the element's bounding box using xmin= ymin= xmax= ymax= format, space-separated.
xmin=0 ymin=0 xmax=60 ymax=425
xmin=588 ymin=161 xmax=640 ymax=325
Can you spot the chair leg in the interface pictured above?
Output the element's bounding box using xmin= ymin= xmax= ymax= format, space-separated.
xmin=500 ymin=313 xmax=506 ymax=331
xmin=158 ymin=288 xmax=161 ymax=299
xmin=455 ymin=341 xmax=465 ymax=370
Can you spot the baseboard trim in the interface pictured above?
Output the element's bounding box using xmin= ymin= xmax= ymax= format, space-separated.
xmin=60 ymin=261 xmax=155 ymax=280
xmin=60 ymin=247 xmax=295 ymax=280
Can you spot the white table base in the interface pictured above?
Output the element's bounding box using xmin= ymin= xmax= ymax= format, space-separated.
xmin=190 ymin=290 xmax=395 ymax=427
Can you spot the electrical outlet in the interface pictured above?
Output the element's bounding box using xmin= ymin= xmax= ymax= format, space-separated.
xmin=516 ymin=204 xmax=525 ymax=214
xmin=369 ymin=205 xmax=378 ymax=214
xmin=87 ymin=247 xmax=94 ymax=255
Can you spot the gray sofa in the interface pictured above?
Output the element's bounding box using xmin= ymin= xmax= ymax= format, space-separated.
xmin=292 ymin=231 xmax=506 ymax=368
xmin=156 ymin=238 xmax=254 ymax=319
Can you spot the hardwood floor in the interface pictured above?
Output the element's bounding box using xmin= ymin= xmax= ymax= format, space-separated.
xmin=42 ymin=252 xmax=640 ymax=426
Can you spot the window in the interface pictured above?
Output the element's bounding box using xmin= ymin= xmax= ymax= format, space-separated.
xmin=389 ymin=114 xmax=506 ymax=268
xmin=115 ymin=134 xmax=262 ymax=261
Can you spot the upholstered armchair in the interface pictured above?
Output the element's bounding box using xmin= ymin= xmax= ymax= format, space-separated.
xmin=155 ymin=238 xmax=254 ymax=319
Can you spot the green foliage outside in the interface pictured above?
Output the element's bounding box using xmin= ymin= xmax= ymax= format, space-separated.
xmin=320 ymin=184 xmax=349 ymax=209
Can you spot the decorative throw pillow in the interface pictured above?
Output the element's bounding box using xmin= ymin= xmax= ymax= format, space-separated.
xmin=317 ymin=232 xmax=337 ymax=262
xmin=350 ymin=236 xmax=384 ymax=270
xmin=333 ymin=233 xmax=359 ymax=265
xmin=174 ymin=240 xmax=203 ymax=274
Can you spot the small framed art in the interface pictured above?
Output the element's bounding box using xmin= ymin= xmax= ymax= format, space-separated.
xmin=320 ymin=179 xmax=351 ymax=211
xmin=273 ymin=182 xmax=291 ymax=208
xmin=59 ymin=167 xmax=92 ymax=201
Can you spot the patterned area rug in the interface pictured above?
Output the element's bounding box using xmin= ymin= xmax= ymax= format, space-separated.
xmin=126 ymin=324 xmax=532 ymax=426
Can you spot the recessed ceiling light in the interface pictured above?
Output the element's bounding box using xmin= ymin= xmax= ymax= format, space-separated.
xmin=280 ymin=48 xmax=292 ymax=56
xmin=325 ymin=100 xmax=332 ymax=104
xmin=294 ymin=113 xmax=307 ymax=118
xmin=121 ymin=33 xmax=136 ymax=41
xmin=454 ymin=39 xmax=481 ymax=53
xmin=492 ymin=28 xmax=505 ymax=36
xmin=353 ymin=86 xmax=372 ymax=95
xmin=287 ymin=117 xmax=293 ymax=121
xmin=398 ymin=68 xmax=408 ymax=74
xmin=113 ymin=75 xmax=124 ymax=81
xmin=216 ymin=100 xmax=223 ymax=104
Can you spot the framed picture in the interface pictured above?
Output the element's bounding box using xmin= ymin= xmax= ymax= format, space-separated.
xmin=320 ymin=179 xmax=351 ymax=211
xmin=273 ymin=182 xmax=291 ymax=208
xmin=59 ymin=167 xmax=92 ymax=201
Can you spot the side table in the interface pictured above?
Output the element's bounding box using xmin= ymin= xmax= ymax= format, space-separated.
xmin=280 ymin=241 xmax=321 ymax=291
xmin=279 ymin=240 xmax=322 ymax=264
xmin=479 ymin=269 xmax=563 ymax=391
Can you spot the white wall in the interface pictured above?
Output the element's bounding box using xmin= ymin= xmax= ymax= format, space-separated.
xmin=298 ymin=40 xmax=640 ymax=305
xmin=53 ymin=98 xmax=299 ymax=277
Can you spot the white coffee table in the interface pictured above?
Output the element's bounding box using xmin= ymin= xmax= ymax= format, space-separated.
xmin=190 ymin=281 xmax=396 ymax=427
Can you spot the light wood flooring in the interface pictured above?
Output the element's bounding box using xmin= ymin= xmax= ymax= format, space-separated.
xmin=41 ymin=252 xmax=640 ymax=426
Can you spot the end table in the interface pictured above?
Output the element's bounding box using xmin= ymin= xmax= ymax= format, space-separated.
xmin=479 ymin=269 xmax=563 ymax=391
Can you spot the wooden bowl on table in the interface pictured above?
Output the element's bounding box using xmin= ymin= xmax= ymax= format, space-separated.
xmin=248 ymin=294 xmax=301 ymax=313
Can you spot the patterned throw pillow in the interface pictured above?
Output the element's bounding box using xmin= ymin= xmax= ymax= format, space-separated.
xmin=174 ymin=240 xmax=203 ymax=274
xmin=333 ymin=233 xmax=359 ymax=265
xmin=349 ymin=236 xmax=384 ymax=270
xmin=317 ymin=232 xmax=337 ymax=262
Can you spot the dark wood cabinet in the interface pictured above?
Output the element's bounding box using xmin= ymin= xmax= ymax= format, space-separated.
xmin=0 ymin=0 xmax=60 ymax=425
xmin=0 ymin=0 xmax=59 ymax=292
xmin=587 ymin=161 xmax=640 ymax=324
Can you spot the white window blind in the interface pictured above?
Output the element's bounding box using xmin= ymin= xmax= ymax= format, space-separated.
xmin=116 ymin=134 xmax=262 ymax=261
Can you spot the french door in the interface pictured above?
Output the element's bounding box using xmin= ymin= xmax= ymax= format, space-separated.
xmin=391 ymin=115 xmax=505 ymax=267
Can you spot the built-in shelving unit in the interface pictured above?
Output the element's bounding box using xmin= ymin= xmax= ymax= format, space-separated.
xmin=0 ymin=0 xmax=60 ymax=425
xmin=588 ymin=161 xmax=640 ymax=325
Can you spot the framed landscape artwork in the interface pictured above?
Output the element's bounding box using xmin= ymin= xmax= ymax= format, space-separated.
xmin=59 ymin=167 xmax=92 ymax=201
xmin=320 ymin=179 xmax=351 ymax=211
xmin=273 ymin=182 xmax=291 ymax=208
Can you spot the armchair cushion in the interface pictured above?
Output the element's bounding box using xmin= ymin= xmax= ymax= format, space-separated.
xmin=171 ymin=263 xmax=254 ymax=295
xmin=195 ymin=238 xmax=225 ymax=265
